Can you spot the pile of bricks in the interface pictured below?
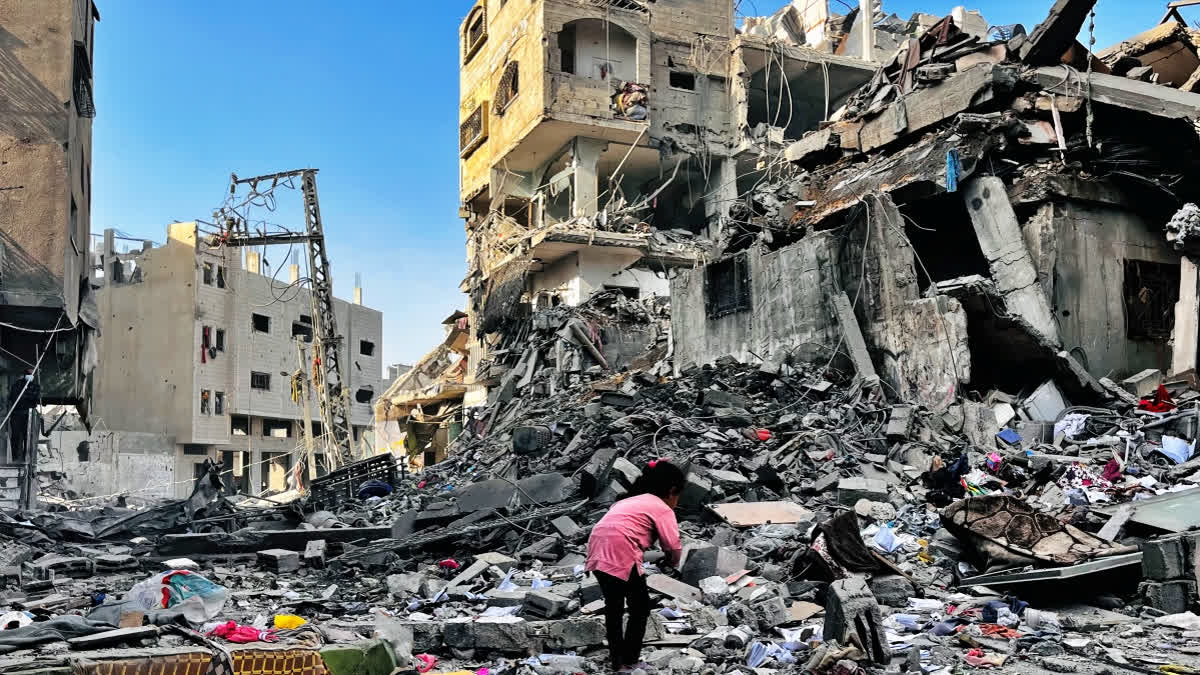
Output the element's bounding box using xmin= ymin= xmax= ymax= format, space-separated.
xmin=1140 ymin=534 xmax=1200 ymax=613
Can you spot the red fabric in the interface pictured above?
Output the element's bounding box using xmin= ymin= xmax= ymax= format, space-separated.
xmin=586 ymin=493 xmax=681 ymax=581
xmin=207 ymin=621 xmax=276 ymax=643
xmin=1139 ymin=384 xmax=1176 ymax=413
xmin=1102 ymin=459 xmax=1123 ymax=483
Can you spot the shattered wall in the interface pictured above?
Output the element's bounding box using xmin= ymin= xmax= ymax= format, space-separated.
xmin=42 ymin=430 xmax=176 ymax=501
xmin=672 ymin=195 xmax=970 ymax=409
xmin=1023 ymin=198 xmax=1181 ymax=379
xmin=671 ymin=234 xmax=839 ymax=372
xmin=530 ymin=247 xmax=669 ymax=305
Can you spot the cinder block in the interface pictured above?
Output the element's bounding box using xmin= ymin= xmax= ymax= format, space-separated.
xmin=1140 ymin=580 xmax=1197 ymax=614
xmin=1143 ymin=536 xmax=1188 ymax=581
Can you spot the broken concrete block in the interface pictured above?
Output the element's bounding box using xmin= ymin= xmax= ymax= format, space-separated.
xmin=386 ymin=572 xmax=425 ymax=598
xmin=303 ymin=540 xmax=327 ymax=568
xmin=699 ymin=576 xmax=731 ymax=606
xmin=484 ymin=589 xmax=529 ymax=607
xmin=753 ymin=594 xmax=791 ymax=628
xmin=543 ymin=616 xmax=606 ymax=649
xmin=711 ymin=407 xmax=753 ymax=427
xmin=868 ymin=574 xmax=916 ymax=607
xmin=599 ymin=392 xmax=638 ymax=408
xmin=810 ymin=472 xmax=840 ymax=495
xmin=30 ymin=555 xmax=92 ymax=580
xmin=256 ymin=549 xmax=300 ymax=573
xmin=837 ymin=477 xmax=889 ymax=506
xmin=885 ymin=406 xmax=914 ymax=440
xmin=523 ymin=589 xmax=570 ymax=618
xmin=456 ymin=479 xmax=517 ymax=513
xmin=516 ymin=472 xmax=572 ymax=505
xmin=550 ymin=516 xmax=581 ymax=538
xmin=580 ymin=447 xmax=618 ymax=497
xmin=1121 ymin=369 xmax=1163 ymax=398
xmin=682 ymin=545 xmax=748 ymax=586
xmin=1140 ymin=580 xmax=1197 ymax=614
xmin=611 ymin=456 xmax=642 ymax=487
xmin=679 ymin=472 xmax=712 ymax=508
xmin=447 ymin=559 xmax=491 ymax=589
xmin=583 ymin=401 xmax=603 ymax=418
xmin=517 ymin=536 xmax=560 ymax=560
xmin=1143 ymin=537 xmax=1188 ymax=581
xmin=825 ymin=577 xmax=888 ymax=665
xmin=474 ymin=551 xmax=516 ymax=572
xmin=702 ymin=389 xmax=746 ymax=409
xmin=420 ymin=577 xmax=448 ymax=601
xmin=706 ymin=468 xmax=750 ymax=485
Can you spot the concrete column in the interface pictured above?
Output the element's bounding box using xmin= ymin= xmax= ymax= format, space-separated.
xmin=289 ymin=264 xmax=300 ymax=283
xmin=963 ymin=177 xmax=1060 ymax=346
xmin=245 ymin=251 xmax=261 ymax=275
xmin=570 ymin=138 xmax=606 ymax=218
xmin=704 ymin=159 xmax=739 ymax=241
xmin=1172 ymin=256 xmax=1200 ymax=376
xmin=859 ymin=0 xmax=874 ymax=61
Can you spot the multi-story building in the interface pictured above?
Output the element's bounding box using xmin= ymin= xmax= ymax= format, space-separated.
xmin=92 ymin=224 xmax=383 ymax=497
xmin=456 ymin=0 xmax=875 ymax=393
xmin=0 ymin=0 xmax=101 ymax=440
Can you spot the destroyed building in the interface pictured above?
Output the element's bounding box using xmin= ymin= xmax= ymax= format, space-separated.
xmin=56 ymin=223 xmax=385 ymax=498
xmin=15 ymin=1 xmax=1200 ymax=674
xmin=0 ymin=0 xmax=101 ymax=449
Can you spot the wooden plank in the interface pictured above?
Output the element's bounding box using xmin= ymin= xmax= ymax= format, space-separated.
xmin=847 ymin=64 xmax=1011 ymax=153
xmin=1033 ymin=66 xmax=1200 ymax=119
xmin=708 ymin=501 xmax=813 ymax=527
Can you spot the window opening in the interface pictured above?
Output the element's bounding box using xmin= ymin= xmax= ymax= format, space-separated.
xmin=1124 ymin=259 xmax=1181 ymax=340
xmin=252 ymin=313 xmax=270 ymax=333
xmin=669 ymin=71 xmax=696 ymax=90
xmin=704 ymin=255 xmax=752 ymax=319
xmin=250 ymin=371 xmax=271 ymax=390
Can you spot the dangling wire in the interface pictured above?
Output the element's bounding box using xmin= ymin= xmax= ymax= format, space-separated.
xmin=1085 ymin=7 xmax=1096 ymax=149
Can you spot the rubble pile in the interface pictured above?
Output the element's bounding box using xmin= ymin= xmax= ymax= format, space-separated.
xmin=11 ymin=0 xmax=1200 ymax=673
xmin=6 ymin=299 xmax=1200 ymax=673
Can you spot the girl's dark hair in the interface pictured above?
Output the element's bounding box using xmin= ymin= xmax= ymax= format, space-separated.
xmin=624 ymin=460 xmax=686 ymax=499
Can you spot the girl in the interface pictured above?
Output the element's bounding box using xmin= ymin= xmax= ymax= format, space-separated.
xmin=585 ymin=459 xmax=685 ymax=673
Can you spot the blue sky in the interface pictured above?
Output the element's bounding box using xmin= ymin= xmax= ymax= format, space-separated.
xmin=91 ymin=0 xmax=1179 ymax=372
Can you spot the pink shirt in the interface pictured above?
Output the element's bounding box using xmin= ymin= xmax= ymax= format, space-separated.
xmin=586 ymin=493 xmax=682 ymax=581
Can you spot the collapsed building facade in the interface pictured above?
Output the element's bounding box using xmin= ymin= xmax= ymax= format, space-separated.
xmin=0 ymin=0 xmax=101 ymax=481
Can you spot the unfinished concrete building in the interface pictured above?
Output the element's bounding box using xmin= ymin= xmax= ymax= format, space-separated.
xmin=0 ymin=0 xmax=101 ymax=451
xmin=87 ymin=224 xmax=383 ymax=497
xmin=458 ymin=0 xmax=876 ymax=396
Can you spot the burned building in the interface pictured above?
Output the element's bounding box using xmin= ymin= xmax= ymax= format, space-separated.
xmin=0 ymin=0 xmax=101 ymax=445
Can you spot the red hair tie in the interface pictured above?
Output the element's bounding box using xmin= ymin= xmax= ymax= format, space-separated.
xmin=648 ymin=457 xmax=670 ymax=469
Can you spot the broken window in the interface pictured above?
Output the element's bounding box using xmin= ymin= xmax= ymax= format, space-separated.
xmin=183 ymin=444 xmax=208 ymax=456
xmin=355 ymin=388 xmax=374 ymax=404
xmin=215 ymin=329 xmax=225 ymax=351
xmin=669 ymin=71 xmax=696 ymax=91
xmin=360 ymin=340 xmax=375 ymax=356
xmin=72 ymin=41 xmax=95 ymax=118
xmin=231 ymin=415 xmax=249 ymax=435
xmin=292 ymin=321 xmax=313 ymax=342
xmin=705 ymin=254 xmax=752 ymax=319
xmin=460 ymin=105 xmax=488 ymax=158
xmin=214 ymin=391 xmax=225 ymax=416
xmin=203 ymin=262 xmax=214 ymax=286
xmin=1124 ymin=259 xmax=1181 ymax=340
xmin=77 ymin=440 xmax=89 ymax=462
xmin=559 ymin=19 xmax=636 ymax=81
xmin=222 ymin=451 xmax=250 ymax=494
xmin=251 ymin=313 xmax=270 ymax=333
xmin=299 ymin=314 xmax=312 ymax=324
xmin=262 ymin=418 xmax=292 ymax=438
xmin=462 ymin=4 xmax=487 ymax=64
xmin=495 ymin=61 xmax=519 ymax=114
xmin=200 ymin=389 xmax=210 ymax=415
xmin=216 ymin=266 xmax=226 ymax=289
xmin=250 ymin=371 xmax=271 ymax=391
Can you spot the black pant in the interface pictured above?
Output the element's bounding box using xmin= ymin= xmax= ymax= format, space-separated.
xmin=595 ymin=568 xmax=650 ymax=669
xmin=10 ymin=410 xmax=28 ymax=462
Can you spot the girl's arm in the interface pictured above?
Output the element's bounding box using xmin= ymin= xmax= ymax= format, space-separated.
xmin=653 ymin=510 xmax=683 ymax=568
